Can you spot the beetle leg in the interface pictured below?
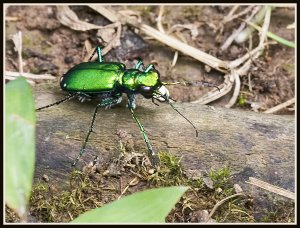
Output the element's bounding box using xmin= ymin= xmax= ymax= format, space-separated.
xmin=104 ymin=96 xmax=122 ymax=110
xmin=135 ymin=58 xmax=145 ymax=71
xmin=127 ymin=93 xmax=137 ymax=109
xmin=36 ymin=93 xmax=78 ymax=111
xmin=78 ymin=93 xmax=92 ymax=103
xmin=96 ymin=46 xmax=103 ymax=63
xmin=72 ymin=96 xmax=121 ymax=167
xmin=88 ymin=46 xmax=103 ymax=63
xmin=127 ymin=95 xmax=160 ymax=167
xmin=72 ymin=103 xmax=101 ymax=167
xmin=152 ymin=97 xmax=159 ymax=106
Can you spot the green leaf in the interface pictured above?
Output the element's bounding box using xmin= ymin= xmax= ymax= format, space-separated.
xmin=5 ymin=77 xmax=36 ymax=218
xmin=71 ymin=186 xmax=189 ymax=223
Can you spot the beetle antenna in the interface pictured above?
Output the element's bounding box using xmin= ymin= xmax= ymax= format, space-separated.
xmin=36 ymin=93 xmax=78 ymax=111
xmin=168 ymin=100 xmax=199 ymax=137
xmin=162 ymin=80 xmax=220 ymax=92
xmin=160 ymin=94 xmax=199 ymax=137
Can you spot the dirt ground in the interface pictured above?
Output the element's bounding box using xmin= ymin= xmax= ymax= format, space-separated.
xmin=5 ymin=5 xmax=295 ymax=113
xmin=4 ymin=5 xmax=295 ymax=223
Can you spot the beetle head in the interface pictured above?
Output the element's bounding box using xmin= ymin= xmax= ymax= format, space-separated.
xmin=136 ymin=64 xmax=159 ymax=97
xmin=136 ymin=64 xmax=170 ymax=101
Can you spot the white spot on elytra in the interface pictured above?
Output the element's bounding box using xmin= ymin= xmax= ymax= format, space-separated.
xmin=63 ymin=83 xmax=67 ymax=87
xmin=60 ymin=77 xmax=63 ymax=82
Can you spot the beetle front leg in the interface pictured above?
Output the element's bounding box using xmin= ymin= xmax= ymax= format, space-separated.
xmin=127 ymin=95 xmax=160 ymax=167
xmin=127 ymin=93 xmax=137 ymax=109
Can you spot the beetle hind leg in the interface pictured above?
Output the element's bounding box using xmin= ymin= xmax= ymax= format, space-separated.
xmin=36 ymin=93 xmax=78 ymax=111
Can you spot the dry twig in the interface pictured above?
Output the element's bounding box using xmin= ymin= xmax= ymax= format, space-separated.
xmin=5 ymin=71 xmax=56 ymax=80
xmin=246 ymin=177 xmax=295 ymax=200
xmin=155 ymin=6 xmax=179 ymax=68
xmin=85 ymin=22 xmax=122 ymax=62
xmin=56 ymin=6 xmax=103 ymax=31
xmin=235 ymin=6 xmax=269 ymax=44
xmin=206 ymin=192 xmax=245 ymax=222
xmin=263 ymin=98 xmax=295 ymax=114
xmin=156 ymin=5 xmax=165 ymax=34
xmin=117 ymin=177 xmax=139 ymax=200
xmin=221 ymin=6 xmax=261 ymax=50
xmin=224 ymin=70 xmax=241 ymax=108
xmin=56 ymin=5 xmax=121 ymax=61
xmin=221 ymin=6 xmax=272 ymax=108
xmin=223 ymin=5 xmax=256 ymax=24
xmin=12 ymin=31 xmax=23 ymax=75
xmin=223 ymin=5 xmax=240 ymax=22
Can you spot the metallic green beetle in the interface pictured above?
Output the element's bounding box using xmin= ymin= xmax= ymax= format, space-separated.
xmin=37 ymin=46 xmax=207 ymax=167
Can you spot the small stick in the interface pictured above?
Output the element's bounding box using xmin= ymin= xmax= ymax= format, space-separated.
xmin=223 ymin=5 xmax=239 ymax=22
xmin=171 ymin=51 xmax=178 ymax=67
xmin=246 ymin=177 xmax=295 ymax=200
xmin=221 ymin=6 xmax=260 ymax=50
xmin=229 ymin=6 xmax=271 ymax=69
xmin=223 ymin=5 xmax=256 ymax=23
xmin=224 ymin=70 xmax=241 ymax=108
xmin=18 ymin=31 xmax=23 ymax=75
xmin=68 ymin=211 xmax=74 ymax=221
xmin=248 ymin=73 xmax=252 ymax=92
xmin=224 ymin=6 xmax=272 ymax=107
xmin=206 ymin=192 xmax=245 ymax=222
xmin=118 ymin=177 xmax=139 ymax=200
xmin=5 ymin=71 xmax=56 ymax=80
xmin=12 ymin=31 xmax=24 ymax=75
xmin=155 ymin=6 xmax=178 ymax=68
xmin=263 ymin=98 xmax=295 ymax=114
xmin=5 ymin=75 xmax=35 ymax=85
xmin=156 ymin=5 xmax=165 ymax=34
xmin=85 ymin=22 xmax=122 ymax=62
xmin=229 ymin=40 xmax=269 ymax=69
xmin=5 ymin=16 xmax=19 ymax=21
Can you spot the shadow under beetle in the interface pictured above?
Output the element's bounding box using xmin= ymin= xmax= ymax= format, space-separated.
xmin=36 ymin=46 xmax=219 ymax=168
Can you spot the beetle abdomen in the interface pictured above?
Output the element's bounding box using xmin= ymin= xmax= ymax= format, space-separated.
xmin=60 ymin=62 xmax=125 ymax=93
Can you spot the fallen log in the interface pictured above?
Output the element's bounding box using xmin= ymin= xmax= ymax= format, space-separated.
xmin=34 ymin=85 xmax=295 ymax=192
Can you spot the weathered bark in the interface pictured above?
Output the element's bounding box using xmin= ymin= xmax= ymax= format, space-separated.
xmin=34 ymin=85 xmax=295 ymax=192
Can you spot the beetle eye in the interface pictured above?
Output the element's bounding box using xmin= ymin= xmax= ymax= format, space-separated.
xmin=139 ymin=85 xmax=154 ymax=98
xmin=140 ymin=86 xmax=152 ymax=92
